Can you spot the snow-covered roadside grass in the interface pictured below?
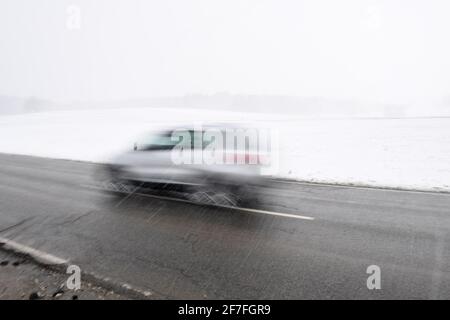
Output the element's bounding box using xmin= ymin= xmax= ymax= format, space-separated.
xmin=279 ymin=117 xmax=450 ymax=192
xmin=0 ymin=107 xmax=449 ymax=192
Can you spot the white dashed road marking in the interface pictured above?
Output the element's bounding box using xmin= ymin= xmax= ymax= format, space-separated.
xmin=81 ymin=184 xmax=315 ymax=221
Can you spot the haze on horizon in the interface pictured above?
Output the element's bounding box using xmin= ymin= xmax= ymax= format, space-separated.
xmin=1 ymin=0 xmax=449 ymax=106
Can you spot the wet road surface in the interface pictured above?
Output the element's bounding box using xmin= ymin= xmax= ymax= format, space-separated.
xmin=0 ymin=153 xmax=449 ymax=299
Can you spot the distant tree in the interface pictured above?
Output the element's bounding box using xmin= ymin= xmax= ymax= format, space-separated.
xmin=23 ymin=97 xmax=43 ymax=113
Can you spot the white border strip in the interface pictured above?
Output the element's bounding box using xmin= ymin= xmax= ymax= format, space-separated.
xmin=0 ymin=237 xmax=68 ymax=265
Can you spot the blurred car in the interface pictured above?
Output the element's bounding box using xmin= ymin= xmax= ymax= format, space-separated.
xmin=103 ymin=123 xmax=270 ymax=206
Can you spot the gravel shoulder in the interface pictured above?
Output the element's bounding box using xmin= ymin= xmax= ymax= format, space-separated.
xmin=0 ymin=249 xmax=127 ymax=300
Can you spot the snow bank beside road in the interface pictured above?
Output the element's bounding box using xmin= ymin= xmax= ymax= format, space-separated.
xmin=0 ymin=107 xmax=449 ymax=192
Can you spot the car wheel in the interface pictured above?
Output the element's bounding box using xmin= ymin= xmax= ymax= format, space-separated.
xmin=187 ymin=189 xmax=241 ymax=207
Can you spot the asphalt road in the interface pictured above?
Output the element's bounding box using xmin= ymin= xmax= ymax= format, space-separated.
xmin=0 ymin=153 xmax=449 ymax=299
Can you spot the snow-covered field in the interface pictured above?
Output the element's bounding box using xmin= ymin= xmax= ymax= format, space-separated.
xmin=0 ymin=107 xmax=449 ymax=192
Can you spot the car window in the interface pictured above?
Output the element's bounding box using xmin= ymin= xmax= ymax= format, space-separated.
xmin=135 ymin=131 xmax=180 ymax=151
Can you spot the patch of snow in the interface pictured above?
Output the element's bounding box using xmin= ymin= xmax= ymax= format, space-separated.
xmin=0 ymin=108 xmax=449 ymax=192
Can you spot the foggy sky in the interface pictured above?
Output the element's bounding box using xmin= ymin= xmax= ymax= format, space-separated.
xmin=1 ymin=0 xmax=449 ymax=104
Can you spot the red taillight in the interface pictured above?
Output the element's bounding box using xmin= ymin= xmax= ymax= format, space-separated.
xmin=224 ymin=152 xmax=267 ymax=165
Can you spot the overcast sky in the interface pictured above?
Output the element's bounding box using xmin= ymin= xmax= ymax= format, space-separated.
xmin=1 ymin=0 xmax=449 ymax=104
